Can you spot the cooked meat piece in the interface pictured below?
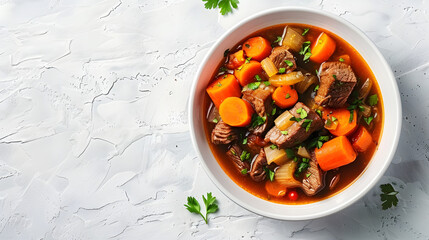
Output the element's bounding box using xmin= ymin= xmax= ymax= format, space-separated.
xmin=265 ymin=102 xmax=323 ymax=148
xmin=249 ymin=148 xmax=267 ymax=182
xmin=242 ymin=87 xmax=274 ymax=136
xmin=211 ymin=120 xmax=238 ymax=145
xmin=268 ymin=46 xmax=297 ymax=72
xmin=246 ymin=134 xmax=269 ymax=155
xmin=301 ymin=152 xmax=325 ymax=196
xmin=315 ymin=62 xmax=357 ymax=108
xmin=226 ymin=144 xmax=250 ymax=173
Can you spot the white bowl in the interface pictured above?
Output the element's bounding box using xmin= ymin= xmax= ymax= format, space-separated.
xmin=189 ymin=7 xmax=401 ymax=220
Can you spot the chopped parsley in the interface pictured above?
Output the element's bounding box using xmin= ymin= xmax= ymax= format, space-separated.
xmin=364 ymin=116 xmax=374 ymax=125
xmin=315 ymin=69 xmax=319 ymax=75
xmin=281 ymin=130 xmax=288 ymax=135
xmin=264 ymin=167 xmax=275 ymax=182
xmin=218 ymin=66 xmax=227 ymax=73
xmin=223 ymin=48 xmax=230 ymax=57
xmin=242 ymin=137 xmax=248 ymax=145
xmin=274 ymin=36 xmax=282 ymax=43
xmin=241 ymin=168 xmax=248 ymax=175
xmin=290 ymin=116 xmax=302 ymax=122
xmin=278 ymin=67 xmax=286 ymax=74
xmin=247 ymin=82 xmax=261 ymax=90
xmin=230 ymin=148 xmax=236 ymax=156
xmin=250 ymin=114 xmax=266 ymax=128
xmin=306 ymin=173 xmax=312 ymax=178
xmin=299 ymin=41 xmax=312 ymax=62
xmin=339 ymin=57 xmax=344 ymax=62
xmin=263 ymin=81 xmax=271 ymax=86
xmin=270 ymin=144 xmax=278 ymax=149
xmin=314 ymin=85 xmax=319 ymax=91
xmin=245 ymin=57 xmax=252 ymax=64
xmin=295 ymin=158 xmax=310 ymax=177
xmin=285 ymin=148 xmax=295 ymax=159
xmin=212 ymin=118 xmax=218 ymax=123
xmin=380 ymin=183 xmax=399 ymax=210
xmin=296 ymin=107 xmax=308 ymax=119
xmin=285 ymin=93 xmax=291 ymax=99
xmin=368 ymin=94 xmax=378 ymax=106
xmin=240 ymin=150 xmax=250 ymax=161
xmin=302 ymin=28 xmax=310 ymax=36
xmin=308 ymin=135 xmax=329 ymax=149
xmin=331 ymin=116 xmax=337 ymax=121
xmin=271 ymin=107 xmax=277 ymax=116
xmin=302 ymin=119 xmax=313 ymax=132
xmin=284 ymin=60 xmax=294 ymax=67
xmin=217 ymin=82 xmax=222 ymax=87
xmin=245 ymin=43 xmax=250 ymax=48
xmin=315 ymin=109 xmax=322 ymax=116
xmin=333 ymin=74 xmax=337 ymax=80
xmin=255 ymin=74 xmax=262 ymax=81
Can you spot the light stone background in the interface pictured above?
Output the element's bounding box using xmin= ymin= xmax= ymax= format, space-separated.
xmin=0 ymin=0 xmax=428 ymax=239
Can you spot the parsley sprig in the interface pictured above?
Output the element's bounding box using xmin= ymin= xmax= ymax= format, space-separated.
xmin=202 ymin=0 xmax=239 ymax=15
xmin=380 ymin=183 xmax=399 ymax=210
xmin=185 ymin=193 xmax=219 ymax=224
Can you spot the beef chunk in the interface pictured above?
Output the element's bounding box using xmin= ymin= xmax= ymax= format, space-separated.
xmin=246 ymin=134 xmax=269 ymax=155
xmin=211 ymin=120 xmax=238 ymax=145
xmin=265 ymin=102 xmax=323 ymax=148
xmin=242 ymin=87 xmax=274 ymax=136
xmin=301 ymin=152 xmax=325 ymax=196
xmin=226 ymin=144 xmax=250 ymax=173
xmin=315 ymin=62 xmax=357 ymax=108
xmin=268 ymin=46 xmax=297 ymax=72
xmin=249 ymin=148 xmax=267 ymax=182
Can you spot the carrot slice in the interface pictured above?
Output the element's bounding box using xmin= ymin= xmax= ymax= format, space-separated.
xmin=272 ymin=85 xmax=298 ymax=109
xmin=338 ymin=54 xmax=351 ymax=65
xmin=323 ymin=108 xmax=357 ymax=136
xmin=206 ymin=74 xmax=242 ymax=109
xmin=265 ymin=180 xmax=287 ymax=197
xmin=350 ymin=126 xmax=374 ymax=152
xmin=234 ymin=60 xmax=262 ymax=86
xmin=242 ymin=37 xmax=272 ymax=61
xmin=310 ymin=32 xmax=336 ymax=63
xmin=315 ymin=136 xmax=357 ymax=171
xmin=219 ymin=97 xmax=254 ymax=127
xmin=226 ymin=50 xmax=246 ymax=69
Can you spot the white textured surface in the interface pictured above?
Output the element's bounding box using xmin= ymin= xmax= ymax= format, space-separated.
xmin=0 ymin=0 xmax=428 ymax=239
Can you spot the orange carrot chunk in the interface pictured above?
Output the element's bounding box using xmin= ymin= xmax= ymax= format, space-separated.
xmin=272 ymin=85 xmax=298 ymax=109
xmin=242 ymin=37 xmax=272 ymax=61
xmin=226 ymin=50 xmax=246 ymax=69
xmin=234 ymin=60 xmax=262 ymax=86
xmin=219 ymin=97 xmax=254 ymax=127
xmin=265 ymin=180 xmax=287 ymax=197
xmin=315 ymin=136 xmax=357 ymax=171
xmin=206 ymin=74 xmax=242 ymax=109
xmin=322 ymin=108 xmax=357 ymax=136
xmin=310 ymin=32 xmax=336 ymax=63
xmin=338 ymin=54 xmax=351 ymax=65
xmin=351 ymin=126 xmax=374 ymax=152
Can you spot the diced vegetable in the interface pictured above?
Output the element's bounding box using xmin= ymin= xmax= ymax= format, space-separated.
xmin=261 ymin=58 xmax=278 ymax=77
xmin=206 ymin=103 xmax=221 ymax=123
xmin=272 ymin=85 xmax=298 ymax=109
xmin=275 ymin=161 xmax=302 ymax=187
xmin=338 ymin=54 xmax=351 ymax=65
xmin=297 ymin=146 xmax=311 ymax=158
xmin=206 ymin=74 xmax=242 ymax=108
xmin=351 ymin=126 xmax=374 ymax=152
xmin=219 ymin=97 xmax=254 ymax=127
xmin=310 ymin=32 xmax=336 ymax=63
xmin=265 ymin=180 xmax=287 ymax=197
xmin=274 ymin=110 xmax=295 ymax=130
xmin=242 ymin=36 xmax=272 ymax=61
xmin=322 ymin=108 xmax=357 ymax=136
xmin=234 ymin=60 xmax=263 ymax=86
xmin=282 ymin=27 xmax=305 ymax=52
xmin=264 ymin=146 xmax=290 ymax=165
xmin=358 ymin=78 xmax=373 ymax=100
xmin=226 ymin=50 xmax=246 ymax=69
xmin=269 ymin=71 xmax=305 ymax=87
xmin=295 ymin=72 xmax=318 ymax=94
xmin=315 ymin=136 xmax=357 ymax=171
xmin=360 ymin=104 xmax=372 ymax=117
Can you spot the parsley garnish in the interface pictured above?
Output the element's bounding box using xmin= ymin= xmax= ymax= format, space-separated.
xmin=245 ymin=57 xmax=252 ymax=64
xmin=241 ymin=168 xmax=248 ymax=174
xmin=285 ymin=148 xmax=295 ymax=158
xmin=315 ymin=109 xmax=322 ymax=116
xmin=295 ymin=158 xmax=310 ymax=177
xmin=217 ymin=82 xmax=222 ymax=87
xmin=315 ymin=69 xmax=319 ymax=75
xmin=264 ymin=167 xmax=275 ymax=181
xmin=245 ymin=43 xmax=250 ymax=48
xmin=213 ymin=118 xmax=218 ymax=123
xmin=271 ymin=107 xmax=277 ymax=116
xmin=263 ymin=81 xmax=270 ymax=86
xmin=242 ymin=137 xmax=248 ymax=144
xmin=240 ymin=150 xmax=250 ymax=161
xmin=314 ymin=85 xmax=319 ymax=91
xmin=333 ymin=74 xmax=337 ymax=80
xmin=278 ymin=67 xmax=286 ymax=74
xmin=284 ymin=60 xmax=294 ymax=67
xmin=285 ymin=93 xmax=291 ymax=99
xmin=296 ymin=107 xmax=308 ymax=119
xmin=364 ymin=116 xmax=374 ymax=125
xmin=202 ymin=0 xmax=239 ymax=15
xmin=223 ymin=49 xmax=230 ymax=57
xmin=308 ymin=136 xmax=329 ymax=149
xmin=274 ymin=36 xmax=282 ymax=43
xmin=306 ymin=173 xmax=312 ymax=178
xmin=368 ymin=94 xmax=378 ymax=106
xmin=299 ymin=41 xmax=311 ymax=55
xmin=270 ymin=144 xmax=278 ymax=149
xmin=251 ymin=114 xmax=266 ymax=128
xmin=247 ymin=82 xmax=261 ymax=90
xmin=302 ymin=28 xmax=309 ymax=36
xmin=302 ymin=119 xmax=313 ymax=132
xmin=255 ymin=74 xmax=262 ymax=81
xmin=184 ymin=192 xmax=219 ymax=224
xmin=281 ymin=130 xmax=288 ymax=135
xmin=380 ymin=183 xmax=399 ymax=210
xmin=339 ymin=57 xmax=344 ymax=62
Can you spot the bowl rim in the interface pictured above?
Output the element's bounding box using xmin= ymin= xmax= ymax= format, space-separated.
xmin=188 ymin=6 xmax=402 ymax=220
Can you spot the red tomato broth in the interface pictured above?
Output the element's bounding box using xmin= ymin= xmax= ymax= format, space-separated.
xmin=202 ymin=23 xmax=384 ymax=204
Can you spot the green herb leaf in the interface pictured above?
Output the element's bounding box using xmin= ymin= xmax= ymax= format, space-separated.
xmin=315 ymin=69 xmax=319 ymax=75
xmin=364 ymin=116 xmax=374 ymax=125
xmin=380 ymin=183 xmax=399 ymax=210
xmin=263 ymin=81 xmax=271 ymax=86
xmin=285 ymin=148 xmax=295 ymax=158
xmin=217 ymin=82 xmax=222 ymax=87
xmin=264 ymin=167 xmax=275 ymax=182
xmin=290 ymin=116 xmax=302 ymax=122
xmin=212 ymin=118 xmax=218 ymax=123
xmin=274 ymin=36 xmax=282 ymax=43
xmin=296 ymin=107 xmax=308 ymax=119
xmin=245 ymin=43 xmax=250 ymax=48
xmin=278 ymin=68 xmax=286 ymax=74
xmin=245 ymin=57 xmax=252 ymax=64
xmin=333 ymin=74 xmax=337 ymax=80
xmin=250 ymin=114 xmax=266 ymax=128
xmin=185 ymin=192 xmax=219 ymax=224
xmin=285 ymin=93 xmax=291 ymax=99
xmin=281 ymin=130 xmax=288 ymax=135
xmin=306 ymin=173 xmax=312 ymax=178
xmin=368 ymin=94 xmax=378 ymax=106
xmin=307 ymin=135 xmax=329 ymax=149
xmin=303 ymin=51 xmax=312 ymax=62
xmin=247 ymin=82 xmax=261 ymax=90
xmin=241 ymin=168 xmax=248 ymax=174
xmin=242 ymin=137 xmax=248 ymax=145
xmin=184 ymin=196 xmax=201 ymax=214
xmin=203 ymin=0 xmax=239 ymax=15
xmin=223 ymin=48 xmax=230 ymax=57
xmin=270 ymin=144 xmax=278 ymax=149
xmin=314 ymin=85 xmax=319 ymax=91
xmin=339 ymin=57 xmax=344 ymax=62
xmin=315 ymin=109 xmax=322 ymax=116
xmin=302 ymin=119 xmax=313 ymax=132
xmin=240 ymin=150 xmax=250 ymax=161
xmin=349 ymin=110 xmax=354 ymax=123
xmin=271 ymin=107 xmax=277 ymax=116
xmin=284 ymin=60 xmax=294 ymax=67
xmin=255 ymin=74 xmax=262 ymax=81
xmin=302 ymin=28 xmax=310 ymax=36
xmin=331 ymin=116 xmax=337 ymax=121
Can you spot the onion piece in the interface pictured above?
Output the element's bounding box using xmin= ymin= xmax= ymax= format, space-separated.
xmin=295 ymin=72 xmax=318 ymax=94
xmin=264 ymin=146 xmax=290 ymax=165
xmin=261 ymin=58 xmax=278 ymax=77
xmin=358 ymin=78 xmax=373 ymax=100
xmin=282 ymin=27 xmax=305 ymax=52
xmin=269 ymin=71 xmax=305 ymax=87
xmin=274 ymin=110 xmax=295 ymax=131
xmin=360 ymin=104 xmax=371 ymax=117
xmin=275 ymin=161 xmax=302 ymax=187
xmin=297 ymin=146 xmax=311 ymax=158
xmin=206 ymin=102 xmax=221 ymax=123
